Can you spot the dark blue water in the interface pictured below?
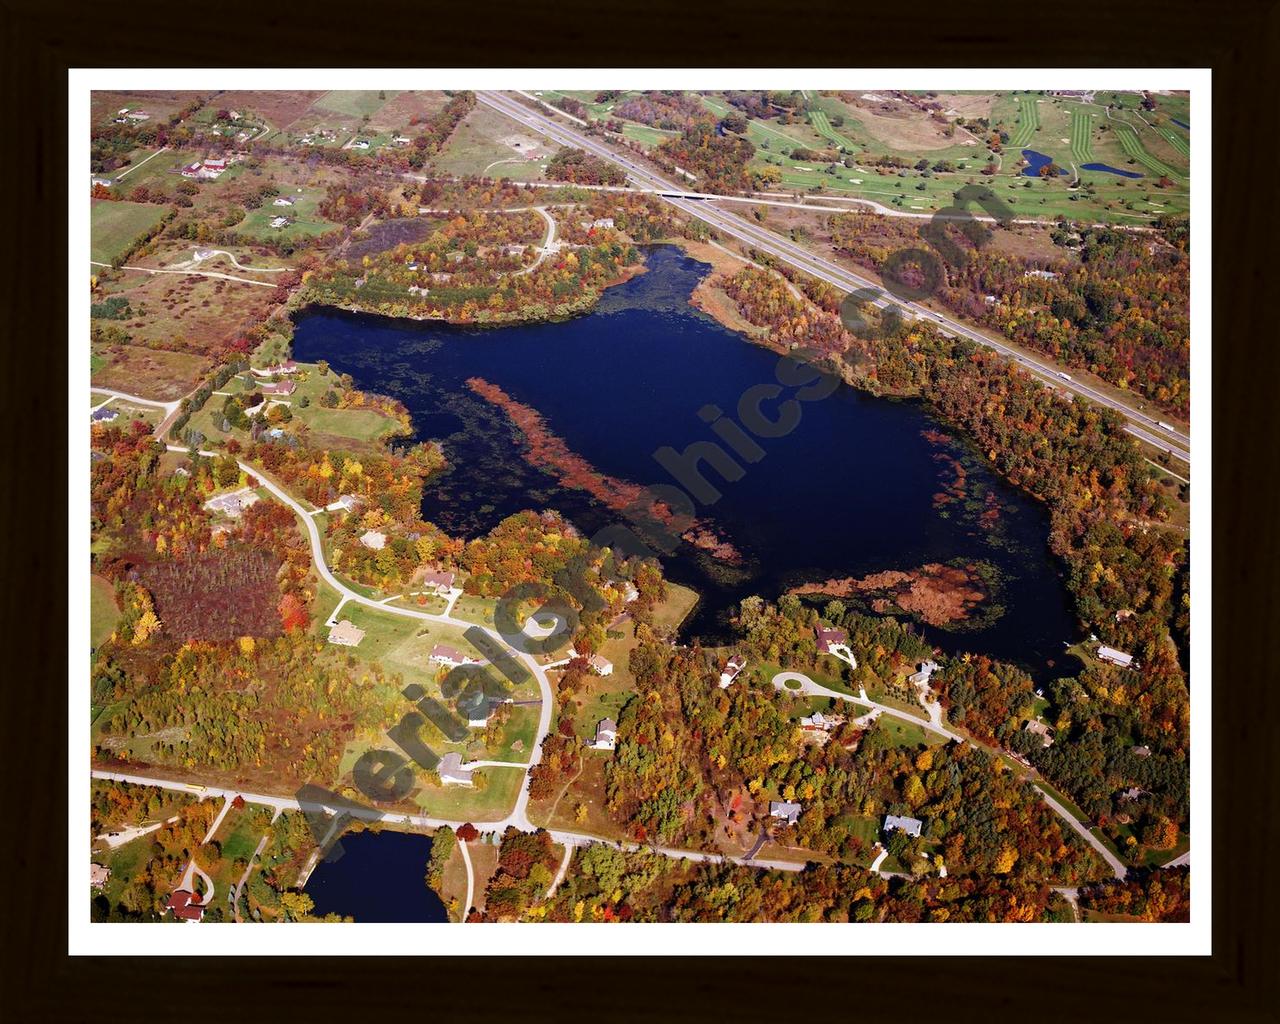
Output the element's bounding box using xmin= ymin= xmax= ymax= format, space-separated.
xmin=1081 ymin=162 xmax=1144 ymax=179
xmin=1171 ymin=119 xmax=1190 ymax=130
xmin=305 ymin=829 xmax=448 ymax=922
xmin=1021 ymin=149 xmax=1054 ymax=177
xmin=292 ymin=246 xmax=1079 ymax=673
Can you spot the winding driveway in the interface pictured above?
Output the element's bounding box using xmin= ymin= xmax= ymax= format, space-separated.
xmin=166 ymin=444 xmax=554 ymax=833
xmin=771 ymin=671 xmax=1129 ymax=880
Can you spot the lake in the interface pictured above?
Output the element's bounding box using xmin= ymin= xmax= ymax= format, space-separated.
xmin=293 ymin=245 xmax=1079 ymax=674
xmin=305 ymin=829 xmax=448 ymax=922
xmin=1081 ymin=162 xmax=1145 ymax=179
xmin=1021 ymin=149 xmax=1055 ymax=177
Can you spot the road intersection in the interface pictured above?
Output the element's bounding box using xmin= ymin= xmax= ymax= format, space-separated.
xmin=475 ymin=91 xmax=1190 ymax=465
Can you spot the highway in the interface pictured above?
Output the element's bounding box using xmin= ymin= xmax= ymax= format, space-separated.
xmin=476 ymin=91 xmax=1191 ymax=466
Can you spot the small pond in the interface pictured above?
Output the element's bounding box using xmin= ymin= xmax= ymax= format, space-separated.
xmin=1080 ymin=162 xmax=1144 ymax=179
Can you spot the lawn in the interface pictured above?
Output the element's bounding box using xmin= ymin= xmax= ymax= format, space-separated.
xmin=434 ymin=105 xmax=552 ymax=179
xmin=869 ymin=715 xmax=945 ymax=749
xmin=314 ymin=90 xmax=398 ymax=119
xmin=90 ymin=574 xmax=120 ymax=648
xmin=90 ymin=200 xmax=168 ymax=264
xmin=237 ymin=188 xmax=340 ymax=242
xmin=411 ymin=764 xmax=525 ymax=822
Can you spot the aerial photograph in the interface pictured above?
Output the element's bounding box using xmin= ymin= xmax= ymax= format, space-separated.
xmin=82 ymin=82 xmax=1195 ymax=934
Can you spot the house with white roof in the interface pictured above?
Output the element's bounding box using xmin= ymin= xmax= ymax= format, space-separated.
xmin=437 ymin=752 xmax=473 ymax=786
xmin=593 ymin=718 xmax=618 ymax=751
xmin=359 ymin=530 xmax=387 ymax=550
xmin=1097 ymin=646 xmax=1135 ymax=669
xmin=770 ymin=801 xmax=802 ymax=826
xmin=718 ymin=654 xmax=746 ymax=689
xmin=884 ymin=814 xmax=923 ymax=838
xmin=429 ymin=644 xmax=483 ymax=670
xmin=587 ymin=654 xmax=613 ymax=677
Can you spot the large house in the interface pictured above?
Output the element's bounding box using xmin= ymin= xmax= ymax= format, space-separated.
xmin=252 ymin=360 xmax=298 ymax=377
xmin=204 ymin=489 xmax=259 ymax=518
xmin=1023 ymin=719 xmax=1054 ymax=747
xmin=429 ymin=644 xmax=483 ymax=670
xmin=437 ymin=752 xmax=473 ymax=786
xmin=91 ymin=407 xmax=118 ymax=423
xmin=770 ymin=800 xmax=803 ymax=826
xmin=328 ymin=620 xmax=366 ymax=647
xmin=359 ymin=530 xmax=387 ymax=551
xmin=165 ymin=889 xmax=205 ymax=922
xmin=883 ymin=814 xmax=923 ymax=838
xmin=587 ymin=654 xmax=613 ymax=677
xmin=90 ymin=863 xmax=110 ymax=888
xmin=815 ymin=626 xmax=848 ymax=654
xmin=465 ymin=698 xmax=502 ymax=728
xmin=593 ymin=718 xmax=618 ymax=751
xmin=799 ymin=711 xmax=845 ymax=732
xmin=258 ymin=379 xmax=296 ymax=396
xmin=420 ymin=569 xmax=456 ymax=595
xmin=1097 ymin=646 xmax=1135 ymax=669
xmin=718 ymin=654 xmax=747 ymax=689
xmin=909 ymin=660 xmax=941 ymax=687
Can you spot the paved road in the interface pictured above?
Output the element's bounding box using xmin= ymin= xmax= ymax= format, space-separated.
xmin=89 ymin=260 xmax=278 ymax=289
xmin=164 ymin=444 xmax=555 ymax=833
xmin=475 ymin=91 xmax=1190 ymax=465
xmin=771 ymin=671 xmax=1130 ymax=879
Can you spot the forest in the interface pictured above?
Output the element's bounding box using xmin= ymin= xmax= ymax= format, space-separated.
xmin=702 ymin=268 xmax=1190 ymax=848
xmin=825 ymin=212 xmax=1191 ymax=415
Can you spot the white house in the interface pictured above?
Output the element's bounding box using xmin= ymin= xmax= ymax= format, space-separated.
xmin=884 ymin=814 xmax=923 ymax=838
xmin=718 ymin=654 xmax=746 ymax=689
xmin=587 ymin=654 xmax=613 ymax=677
xmin=909 ymin=659 xmax=941 ymax=687
xmin=359 ymin=530 xmax=387 ymax=550
xmin=420 ymin=569 xmax=456 ymax=595
xmin=270 ymin=216 xmax=290 ymax=229
xmin=1097 ymin=646 xmax=1135 ymax=669
xmin=429 ymin=644 xmax=483 ymax=670
xmin=437 ymin=752 xmax=473 ymax=786
xmin=770 ymin=801 xmax=802 ymax=826
xmin=273 ymin=196 xmax=296 ymax=207
xmin=593 ymin=718 xmax=618 ymax=751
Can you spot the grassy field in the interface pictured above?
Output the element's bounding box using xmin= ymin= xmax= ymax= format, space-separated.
xmin=90 ymin=344 xmax=209 ymax=402
xmin=237 ymin=188 xmax=339 ymax=242
xmin=1008 ymin=94 xmax=1041 ymax=148
xmin=90 ymin=575 xmax=120 ymax=647
xmin=411 ymin=764 xmax=524 ymax=821
xmin=435 ymin=105 xmax=552 ymax=179
xmin=187 ymin=362 xmax=400 ymax=449
xmin=106 ymin=149 xmax=195 ymax=195
xmin=90 ymin=200 xmax=168 ymax=264
xmin=314 ymin=90 xmax=398 ymax=118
